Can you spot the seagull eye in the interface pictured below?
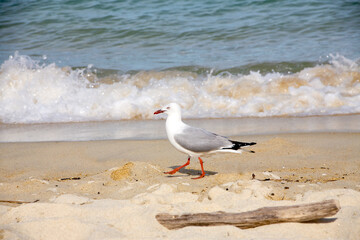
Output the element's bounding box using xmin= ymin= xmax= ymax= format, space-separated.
xmin=166 ymin=107 xmax=170 ymax=109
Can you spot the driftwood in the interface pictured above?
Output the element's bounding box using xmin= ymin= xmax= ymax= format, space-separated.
xmin=0 ymin=199 xmax=39 ymax=205
xmin=156 ymin=199 xmax=340 ymax=230
xmin=58 ymin=177 xmax=81 ymax=181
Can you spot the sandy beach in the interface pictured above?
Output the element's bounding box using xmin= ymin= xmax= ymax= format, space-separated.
xmin=1 ymin=119 xmax=360 ymax=240
xmin=1 ymin=0 xmax=360 ymax=238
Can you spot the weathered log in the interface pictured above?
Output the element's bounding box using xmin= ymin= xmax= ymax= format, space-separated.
xmin=58 ymin=177 xmax=81 ymax=181
xmin=0 ymin=199 xmax=39 ymax=204
xmin=156 ymin=199 xmax=340 ymax=229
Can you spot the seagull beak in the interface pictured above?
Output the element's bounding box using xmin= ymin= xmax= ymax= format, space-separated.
xmin=154 ymin=109 xmax=165 ymax=115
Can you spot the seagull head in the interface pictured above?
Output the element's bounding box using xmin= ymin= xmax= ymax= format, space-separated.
xmin=154 ymin=103 xmax=181 ymax=116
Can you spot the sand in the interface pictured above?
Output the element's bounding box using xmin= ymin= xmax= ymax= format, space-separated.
xmin=1 ymin=132 xmax=360 ymax=239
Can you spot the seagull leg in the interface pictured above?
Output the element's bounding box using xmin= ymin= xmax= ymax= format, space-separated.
xmin=164 ymin=157 xmax=190 ymax=175
xmin=192 ymin=157 xmax=205 ymax=179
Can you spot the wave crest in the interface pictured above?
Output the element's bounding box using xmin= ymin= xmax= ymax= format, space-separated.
xmin=0 ymin=53 xmax=359 ymax=123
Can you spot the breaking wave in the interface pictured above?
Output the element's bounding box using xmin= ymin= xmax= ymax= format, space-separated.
xmin=0 ymin=53 xmax=359 ymax=123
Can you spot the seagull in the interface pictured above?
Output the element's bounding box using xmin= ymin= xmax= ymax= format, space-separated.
xmin=154 ymin=103 xmax=256 ymax=179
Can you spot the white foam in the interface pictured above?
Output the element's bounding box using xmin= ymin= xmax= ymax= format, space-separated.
xmin=1 ymin=53 xmax=359 ymax=123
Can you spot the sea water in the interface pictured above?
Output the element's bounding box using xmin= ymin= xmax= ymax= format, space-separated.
xmin=0 ymin=0 xmax=360 ymax=124
xmin=0 ymin=52 xmax=359 ymax=123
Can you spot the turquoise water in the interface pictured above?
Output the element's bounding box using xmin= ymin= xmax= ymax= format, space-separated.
xmin=1 ymin=0 xmax=359 ymax=71
xmin=0 ymin=0 xmax=360 ymax=123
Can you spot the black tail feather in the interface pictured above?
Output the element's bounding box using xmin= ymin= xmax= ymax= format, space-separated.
xmin=222 ymin=140 xmax=256 ymax=153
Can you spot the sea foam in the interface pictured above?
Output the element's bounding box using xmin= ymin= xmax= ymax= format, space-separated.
xmin=0 ymin=53 xmax=359 ymax=123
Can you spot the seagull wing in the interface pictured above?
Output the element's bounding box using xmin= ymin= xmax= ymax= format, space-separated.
xmin=174 ymin=126 xmax=232 ymax=153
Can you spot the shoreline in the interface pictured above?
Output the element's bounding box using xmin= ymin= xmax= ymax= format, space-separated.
xmin=1 ymin=114 xmax=359 ymax=142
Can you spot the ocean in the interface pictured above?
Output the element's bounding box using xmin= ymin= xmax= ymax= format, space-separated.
xmin=0 ymin=0 xmax=360 ymax=124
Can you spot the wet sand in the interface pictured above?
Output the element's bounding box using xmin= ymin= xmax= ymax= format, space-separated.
xmin=1 ymin=114 xmax=359 ymax=142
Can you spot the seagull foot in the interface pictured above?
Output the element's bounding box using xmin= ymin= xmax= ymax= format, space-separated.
xmin=191 ymin=157 xmax=206 ymax=180
xmin=164 ymin=157 xmax=191 ymax=176
xmin=191 ymin=173 xmax=205 ymax=180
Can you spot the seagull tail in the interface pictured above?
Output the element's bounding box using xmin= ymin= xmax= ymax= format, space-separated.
xmin=222 ymin=140 xmax=256 ymax=153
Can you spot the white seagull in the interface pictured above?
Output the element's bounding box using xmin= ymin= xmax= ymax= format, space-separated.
xmin=154 ymin=103 xmax=256 ymax=179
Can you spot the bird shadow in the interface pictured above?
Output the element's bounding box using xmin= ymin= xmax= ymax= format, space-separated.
xmin=165 ymin=165 xmax=218 ymax=178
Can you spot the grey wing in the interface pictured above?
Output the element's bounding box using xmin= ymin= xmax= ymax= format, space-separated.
xmin=174 ymin=126 xmax=232 ymax=153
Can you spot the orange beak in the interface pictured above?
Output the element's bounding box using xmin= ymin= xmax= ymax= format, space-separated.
xmin=154 ymin=109 xmax=165 ymax=115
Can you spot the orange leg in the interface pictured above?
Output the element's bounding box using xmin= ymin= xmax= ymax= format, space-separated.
xmin=164 ymin=157 xmax=190 ymax=175
xmin=192 ymin=157 xmax=206 ymax=179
